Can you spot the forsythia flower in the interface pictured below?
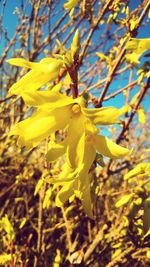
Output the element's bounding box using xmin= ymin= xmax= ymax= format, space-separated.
xmin=64 ymin=0 xmax=79 ymax=11
xmin=124 ymin=162 xmax=150 ymax=180
xmin=6 ymin=58 xmax=63 ymax=96
xmin=8 ymin=89 xmax=130 ymax=217
xmin=9 ymin=90 xmax=129 ymax=164
xmin=7 ymin=29 xmax=131 ymax=217
xmin=48 ymin=122 xmax=130 ymax=217
xmin=125 ymin=38 xmax=150 ymax=64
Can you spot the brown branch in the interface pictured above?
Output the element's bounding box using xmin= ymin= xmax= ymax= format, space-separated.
xmin=103 ymin=80 xmax=138 ymax=101
xmin=96 ymin=47 xmax=126 ymax=107
xmin=66 ymin=54 xmax=79 ymax=98
xmin=117 ymin=77 xmax=150 ymax=144
xmin=105 ymin=246 xmax=134 ymax=267
xmin=61 ymin=206 xmax=73 ymax=256
xmin=84 ymin=224 xmax=108 ymax=262
xmin=0 ymin=26 xmax=21 ymax=67
xmin=79 ymin=0 xmax=114 ymax=65
xmin=96 ymin=0 xmax=150 ymax=107
xmin=106 ymin=77 xmax=150 ymax=175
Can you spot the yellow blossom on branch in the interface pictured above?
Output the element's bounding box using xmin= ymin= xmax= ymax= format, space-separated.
xmin=6 ymin=58 xmax=63 ymax=96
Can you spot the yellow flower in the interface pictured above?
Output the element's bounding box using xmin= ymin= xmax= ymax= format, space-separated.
xmin=6 ymin=57 xmax=63 ymax=96
xmin=125 ymin=38 xmax=150 ymax=64
xmin=9 ymin=88 xmax=130 ymax=217
xmin=49 ymin=126 xmax=130 ymax=218
xmin=9 ymin=91 xmax=84 ymax=150
xmin=10 ymin=90 xmax=128 ymax=154
xmin=124 ymin=162 xmax=150 ymax=180
xmin=63 ymin=0 xmax=79 ymax=11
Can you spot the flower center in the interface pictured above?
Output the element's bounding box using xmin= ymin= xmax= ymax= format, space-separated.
xmin=72 ymin=104 xmax=81 ymax=114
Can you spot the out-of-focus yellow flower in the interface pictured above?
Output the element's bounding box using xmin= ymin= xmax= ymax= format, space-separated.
xmin=6 ymin=57 xmax=63 ymax=95
xmin=124 ymin=162 xmax=150 ymax=180
xmin=125 ymin=38 xmax=150 ymax=64
xmin=64 ymin=0 xmax=79 ymax=11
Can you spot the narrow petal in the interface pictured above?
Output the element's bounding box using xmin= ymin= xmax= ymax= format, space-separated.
xmin=48 ymin=163 xmax=78 ymax=185
xmin=6 ymin=57 xmax=63 ymax=73
xmin=9 ymin=106 xmax=71 ymax=149
xmin=82 ymin=105 xmax=129 ymax=125
xmin=81 ymin=173 xmax=94 ymax=219
xmin=21 ymin=91 xmax=76 ymax=108
xmin=95 ymin=135 xmax=130 ymax=159
xmin=55 ymin=180 xmax=77 ymax=207
xmin=76 ymin=140 xmax=95 ymax=218
xmin=8 ymin=70 xmax=53 ymax=95
xmin=46 ymin=139 xmax=68 ymax=162
xmin=124 ymin=162 xmax=150 ymax=180
xmin=6 ymin=58 xmax=34 ymax=68
xmin=66 ymin=113 xmax=85 ymax=168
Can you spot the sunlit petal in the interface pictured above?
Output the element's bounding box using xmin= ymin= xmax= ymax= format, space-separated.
xmin=55 ymin=180 xmax=77 ymax=207
xmin=66 ymin=112 xmax=85 ymax=168
xmin=6 ymin=57 xmax=62 ymax=73
xmin=95 ymin=135 xmax=130 ymax=159
xmin=9 ymin=106 xmax=71 ymax=149
xmin=46 ymin=138 xmax=68 ymax=162
xmin=82 ymin=105 xmax=129 ymax=125
xmin=81 ymin=173 xmax=94 ymax=219
xmin=21 ymin=90 xmax=76 ymax=108
xmin=8 ymin=70 xmax=54 ymax=95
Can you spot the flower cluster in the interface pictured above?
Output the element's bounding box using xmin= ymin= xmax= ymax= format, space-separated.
xmin=7 ymin=32 xmax=130 ymax=217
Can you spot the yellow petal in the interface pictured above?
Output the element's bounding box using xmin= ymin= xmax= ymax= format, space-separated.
xmin=81 ymin=173 xmax=94 ymax=219
xmin=46 ymin=139 xmax=67 ymax=162
xmin=6 ymin=57 xmax=63 ymax=73
xmin=6 ymin=58 xmax=35 ymax=68
xmin=82 ymin=105 xmax=129 ymax=125
xmin=48 ymin=163 xmax=78 ymax=185
xmin=85 ymin=119 xmax=99 ymax=135
xmin=71 ymin=29 xmax=80 ymax=57
xmin=8 ymin=70 xmax=55 ymax=95
xmin=66 ymin=113 xmax=85 ymax=168
xmin=137 ymin=106 xmax=146 ymax=124
xmin=7 ymin=59 xmax=63 ymax=95
xmin=95 ymin=135 xmax=130 ymax=159
xmin=55 ymin=180 xmax=77 ymax=207
xmin=126 ymin=38 xmax=150 ymax=55
xmin=124 ymin=163 xmax=150 ymax=180
xmin=63 ymin=0 xmax=79 ymax=10
xmin=9 ymin=106 xmax=71 ymax=149
xmin=125 ymin=38 xmax=150 ymax=64
xmin=21 ymin=91 xmax=76 ymax=108
xmin=51 ymin=82 xmax=62 ymax=92
xmin=143 ymin=197 xmax=150 ymax=235
xmin=77 ymin=140 xmax=96 ymax=218
xmin=115 ymin=194 xmax=133 ymax=208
